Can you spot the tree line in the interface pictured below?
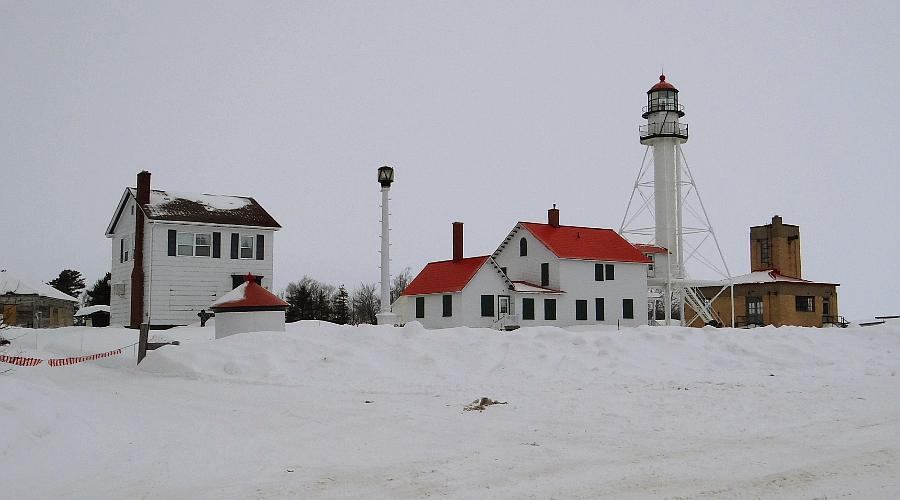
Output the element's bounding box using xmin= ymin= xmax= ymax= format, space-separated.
xmin=282 ymin=268 xmax=411 ymax=325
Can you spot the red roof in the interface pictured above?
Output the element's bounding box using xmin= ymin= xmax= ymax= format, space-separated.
xmin=401 ymin=256 xmax=490 ymax=296
xmin=520 ymin=223 xmax=652 ymax=264
xmin=634 ymin=243 xmax=668 ymax=255
xmin=649 ymin=74 xmax=677 ymax=92
xmin=211 ymin=274 xmax=288 ymax=310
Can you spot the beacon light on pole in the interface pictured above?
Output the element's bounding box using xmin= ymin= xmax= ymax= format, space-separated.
xmin=377 ymin=166 xmax=394 ymax=188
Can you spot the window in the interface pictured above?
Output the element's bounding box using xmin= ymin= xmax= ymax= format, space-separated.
xmin=177 ymin=232 xmax=194 ymax=256
xmin=747 ymin=296 xmax=763 ymax=324
xmin=544 ymin=299 xmax=556 ymax=320
xmin=240 ymin=235 xmax=255 ymax=259
xmin=647 ymin=263 xmax=655 ymax=278
xmin=623 ymin=299 xmax=634 ymax=319
xmin=123 ymin=235 xmax=131 ymax=261
xmin=232 ymin=275 xmax=263 ymax=289
xmin=795 ymin=296 xmax=815 ymax=312
xmin=541 ymin=263 xmax=549 ymax=287
xmin=415 ymin=297 xmax=425 ymax=318
xmin=522 ymin=298 xmax=535 ymax=320
xmin=194 ymin=233 xmax=211 ymax=257
xmin=605 ymin=264 xmax=615 ymax=280
xmin=823 ymin=296 xmax=831 ymax=316
xmin=442 ymin=295 xmax=452 ymax=317
xmin=595 ymin=263 xmax=604 ymax=281
xmin=760 ymin=238 xmax=770 ymax=265
xmin=176 ymin=232 xmax=212 ymax=257
xmin=595 ymin=298 xmax=605 ymax=321
xmin=519 ymin=237 xmax=527 ymax=256
xmin=576 ymin=300 xmax=587 ymax=320
xmin=481 ymin=295 xmax=494 ymax=317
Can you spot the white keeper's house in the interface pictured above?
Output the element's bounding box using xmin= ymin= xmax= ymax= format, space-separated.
xmin=397 ymin=207 xmax=651 ymax=329
xmin=105 ymin=171 xmax=281 ymax=328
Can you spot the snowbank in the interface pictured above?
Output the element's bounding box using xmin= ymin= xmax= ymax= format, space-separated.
xmin=2 ymin=323 xmax=899 ymax=499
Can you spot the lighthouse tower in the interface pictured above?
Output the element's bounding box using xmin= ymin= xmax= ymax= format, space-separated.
xmin=621 ymin=75 xmax=731 ymax=326
xmin=640 ymin=75 xmax=689 ymax=282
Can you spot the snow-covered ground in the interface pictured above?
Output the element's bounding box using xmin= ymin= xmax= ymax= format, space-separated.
xmin=2 ymin=322 xmax=899 ymax=499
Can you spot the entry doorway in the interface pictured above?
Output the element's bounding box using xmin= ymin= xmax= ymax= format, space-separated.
xmin=498 ymin=295 xmax=511 ymax=318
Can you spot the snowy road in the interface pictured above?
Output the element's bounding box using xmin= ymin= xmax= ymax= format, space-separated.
xmin=2 ymin=322 xmax=899 ymax=499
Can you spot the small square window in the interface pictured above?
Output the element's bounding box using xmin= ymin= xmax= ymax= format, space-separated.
xmin=795 ymin=296 xmax=815 ymax=312
xmin=195 ymin=233 xmax=212 ymax=257
xmin=240 ymin=235 xmax=255 ymax=259
xmin=177 ymin=232 xmax=194 ymax=256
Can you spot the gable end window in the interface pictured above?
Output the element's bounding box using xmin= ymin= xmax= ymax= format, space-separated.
xmin=415 ymin=297 xmax=425 ymax=318
xmin=795 ymin=296 xmax=815 ymax=312
xmin=519 ymin=237 xmax=528 ymax=256
xmin=541 ymin=263 xmax=549 ymax=287
xmin=442 ymin=294 xmax=452 ymax=317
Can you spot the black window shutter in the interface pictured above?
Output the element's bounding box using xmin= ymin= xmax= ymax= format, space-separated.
xmin=167 ymin=230 xmax=177 ymax=256
xmin=120 ymin=238 xmax=124 ymax=263
xmin=256 ymin=234 xmax=264 ymax=260
xmin=212 ymin=232 xmax=221 ymax=258
xmin=230 ymin=233 xmax=239 ymax=259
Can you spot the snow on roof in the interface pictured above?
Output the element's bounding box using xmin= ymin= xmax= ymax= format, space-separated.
xmin=634 ymin=243 xmax=668 ymax=255
xmin=0 ymin=270 xmax=79 ymax=302
xmin=725 ymin=270 xmax=838 ymax=286
xmin=511 ymin=281 xmax=564 ymax=294
xmin=75 ymin=305 xmax=111 ymax=316
xmin=401 ymin=256 xmax=491 ymax=296
xmin=518 ymin=223 xmax=652 ymax=264
xmin=210 ymin=275 xmax=288 ymax=311
xmin=107 ymin=188 xmax=281 ymax=235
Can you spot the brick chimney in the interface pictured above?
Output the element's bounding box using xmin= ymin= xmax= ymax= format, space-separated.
xmin=130 ymin=171 xmax=150 ymax=327
xmin=452 ymin=222 xmax=463 ymax=261
xmin=548 ymin=204 xmax=560 ymax=228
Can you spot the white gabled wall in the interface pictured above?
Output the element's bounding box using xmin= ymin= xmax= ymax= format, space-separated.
xmin=109 ymin=197 xmax=136 ymax=326
xmin=493 ymin=226 xmax=559 ymax=289
xmin=400 ymin=260 xmax=509 ymax=329
xmin=557 ymin=259 xmax=647 ymax=327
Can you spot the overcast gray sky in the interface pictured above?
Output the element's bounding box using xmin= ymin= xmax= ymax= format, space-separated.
xmin=2 ymin=1 xmax=898 ymax=320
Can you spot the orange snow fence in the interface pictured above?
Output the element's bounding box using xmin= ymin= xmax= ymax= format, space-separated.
xmin=0 ymin=354 xmax=43 ymax=367
xmin=48 ymin=348 xmax=123 ymax=367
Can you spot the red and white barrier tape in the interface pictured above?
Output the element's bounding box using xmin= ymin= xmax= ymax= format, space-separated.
xmin=0 ymin=355 xmax=43 ymax=366
xmin=48 ymin=348 xmax=124 ymax=367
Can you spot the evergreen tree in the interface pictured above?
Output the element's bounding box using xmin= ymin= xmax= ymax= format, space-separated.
xmin=332 ymin=285 xmax=350 ymax=325
xmin=85 ymin=272 xmax=111 ymax=306
xmin=48 ymin=269 xmax=85 ymax=297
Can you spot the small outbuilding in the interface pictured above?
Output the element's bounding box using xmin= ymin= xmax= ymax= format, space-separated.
xmin=1 ymin=270 xmax=79 ymax=328
xmin=210 ymin=274 xmax=288 ymax=339
xmin=74 ymin=305 xmax=111 ymax=327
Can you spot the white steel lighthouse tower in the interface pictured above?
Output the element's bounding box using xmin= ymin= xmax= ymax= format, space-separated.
xmin=621 ymin=75 xmax=732 ymax=326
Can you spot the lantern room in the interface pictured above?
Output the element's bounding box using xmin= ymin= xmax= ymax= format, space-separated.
xmin=642 ymin=75 xmax=685 ymax=118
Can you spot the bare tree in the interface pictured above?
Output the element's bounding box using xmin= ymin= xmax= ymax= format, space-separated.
xmin=390 ymin=267 xmax=413 ymax=304
xmin=351 ymin=282 xmax=380 ymax=325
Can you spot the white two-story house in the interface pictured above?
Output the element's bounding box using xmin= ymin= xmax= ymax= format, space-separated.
xmin=397 ymin=207 xmax=650 ymax=329
xmin=105 ymin=171 xmax=281 ymax=328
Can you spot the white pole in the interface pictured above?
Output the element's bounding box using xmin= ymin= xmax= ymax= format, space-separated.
xmin=376 ymin=181 xmax=398 ymax=326
xmin=380 ymin=186 xmax=391 ymax=314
